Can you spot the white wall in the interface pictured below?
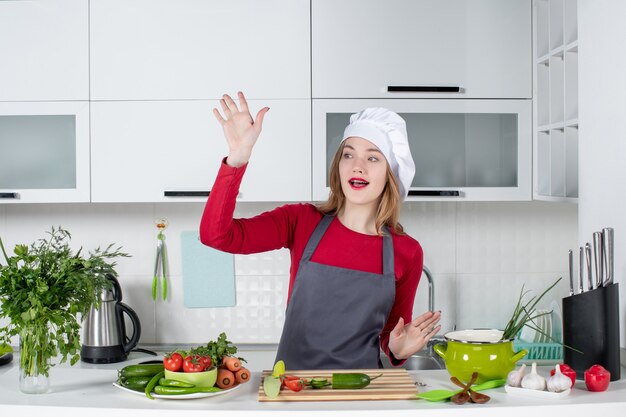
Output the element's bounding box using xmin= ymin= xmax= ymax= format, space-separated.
xmin=578 ymin=1 xmax=626 ymax=347
xmin=0 ymin=200 xmax=577 ymax=345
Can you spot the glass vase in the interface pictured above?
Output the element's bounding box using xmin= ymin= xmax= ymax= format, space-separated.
xmin=18 ymin=326 xmax=50 ymax=394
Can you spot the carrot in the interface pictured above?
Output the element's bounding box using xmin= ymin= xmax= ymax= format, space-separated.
xmin=222 ymin=355 xmax=241 ymax=372
xmin=235 ymin=367 xmax=250 ymax=384
xmin=216 ymin=368 xmax=235 ymax=389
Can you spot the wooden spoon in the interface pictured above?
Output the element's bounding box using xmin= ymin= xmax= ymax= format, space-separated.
xmin=449 ymin=373 xmax=478 ymax=405
xmin=450 ymin=374 xmax=491 ymax=404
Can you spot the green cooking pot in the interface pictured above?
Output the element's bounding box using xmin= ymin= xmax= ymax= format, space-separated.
xmin=434 ymin=329 xmax=528 ymax=384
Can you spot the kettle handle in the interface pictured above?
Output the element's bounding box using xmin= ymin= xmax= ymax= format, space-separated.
xmin=107 ymin=273 xmax=123 ymax=302
xmin=117 ymin=302 xmax=141 ymax=354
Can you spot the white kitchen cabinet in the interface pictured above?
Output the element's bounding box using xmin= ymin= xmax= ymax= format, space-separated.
xmin=91 ymin=100 xmax=311 ymax=203
xmin=312 ymin=0 xmax=531 ymax=99
xmin=0 ymin=0 xmax=89 ymax=101
xmin=533 ymin=0 xmax=578 ymax=202
xmin=0 ymin=101 xmax=90 ymax=203
xmin=313 ymin=99 xmax=532 ymax=202
xmin=90 ymin=0 xmax=310 ymax=101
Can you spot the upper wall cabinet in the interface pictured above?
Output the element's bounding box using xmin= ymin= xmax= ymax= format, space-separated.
xmin=312 ymin=0 xmax=531 ymax=99
xmin=91 ymin=99 xmax=311 ymax=203
xmin=0 ymin=0 xmax=89 ymax=101
xmin=0 ymin=101 xmax=91 ymax=203
xmin=90 ymin=0 xmax=310 ymax=101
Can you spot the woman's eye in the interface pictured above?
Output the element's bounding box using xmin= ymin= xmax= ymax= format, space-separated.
xmin=342 ymin=153 xmax=352 ymax=159
xmin=368 ymin=156 xmax=379 ymax=162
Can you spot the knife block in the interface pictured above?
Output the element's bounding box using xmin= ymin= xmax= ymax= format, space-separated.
xmin=562 ymin=283 xmax=620 ymax=381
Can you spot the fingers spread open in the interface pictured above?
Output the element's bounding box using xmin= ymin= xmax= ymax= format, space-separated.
xmin=213 ymin=108 xmax=226 ymax=125
xmin=222 ymin=94 xmax=240 ymax=113
xmin=238 ymin=91 xmax=249 ymax=113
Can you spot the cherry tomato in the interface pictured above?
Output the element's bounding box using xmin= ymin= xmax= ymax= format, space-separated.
xmin=163 ymin=352 xmax=183 ymax=372
xmin=183 ymin=355 xmax=206 ymax=373
xmin=550 ymin=363 xmax=577 ymax=388
xmin=280 ymin=375 xmax=301 ymax=388
xmin=198 ymin=355 xmax=212 ymax=370
xmin=584 ymin=364 xmax=610 ymax=392
xmin=284 ymin=378 xmax=306 ymax=392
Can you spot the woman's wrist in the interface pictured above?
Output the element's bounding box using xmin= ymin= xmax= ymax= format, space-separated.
xmin=226 ymin=150 xmax=251 ymax=168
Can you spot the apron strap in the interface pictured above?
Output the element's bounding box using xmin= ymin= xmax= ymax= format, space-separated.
xmin=301 ymin=215 xmax=334 ymax=262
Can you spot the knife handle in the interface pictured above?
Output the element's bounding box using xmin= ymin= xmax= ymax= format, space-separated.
xmin=585 ymin=243 xmax=593 ymax=291
xmin=593 ymin=232 xmax=604 ymax=288
xmin=568 ymin=249 xmax=574 ymax=296
xmin=579 ymin=246 xmax=585 ymax=293
xmin=602 ymin=227 xmax=614 ymax=286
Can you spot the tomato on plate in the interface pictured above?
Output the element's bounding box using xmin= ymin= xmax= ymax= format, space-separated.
xmin=183 ymin=355 xmax=206 ymax=373
xmin=163 ymin=352 xmax=183 ymax=372
xmin=198 ymin=355 xmax=212 ymax=370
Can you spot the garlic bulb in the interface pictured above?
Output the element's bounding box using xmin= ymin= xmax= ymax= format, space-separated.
xmin=547 ymin=364 xmax=571 ymax=393
xmin=521 ymin=362 xmax=547 ymax=391
xmin=506 ymin=363 xmax=527 ymax=387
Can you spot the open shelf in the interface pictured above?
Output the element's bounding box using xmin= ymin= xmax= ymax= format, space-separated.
xmin=533 ymin=0 xmax=578 ymax=203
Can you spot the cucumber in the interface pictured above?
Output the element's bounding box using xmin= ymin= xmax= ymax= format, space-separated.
xmin=119 ymin=375 xmax=152 ymax=391
xmin=119 ymin=363 xmax=164 ymax=378
xmin=332 ymin=373 xmax=382 ymax=389
xmin=154 ymin=385 xmax=222 ymax=395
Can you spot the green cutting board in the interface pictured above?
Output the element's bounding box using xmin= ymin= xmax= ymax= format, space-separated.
xmin=181 ymin=231 xmax=236 ymax=308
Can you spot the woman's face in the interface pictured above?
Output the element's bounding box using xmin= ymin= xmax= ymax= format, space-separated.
xmin=338 ymin=136 xmax=388 ymax=208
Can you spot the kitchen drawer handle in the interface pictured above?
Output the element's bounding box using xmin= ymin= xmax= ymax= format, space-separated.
xmin=163 ymin=191 xmax=210 ymax=197
xmin=0 ymin=192 xmax=19 ymax=199
xmin=408 ymin=190 xmax=460 ymax=197
xmin=387 ymin=86 xmax=461 ymax=93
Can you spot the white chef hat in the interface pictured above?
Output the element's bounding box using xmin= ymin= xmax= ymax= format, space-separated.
xmin=341 ymin=107 xmax=415 ymax=200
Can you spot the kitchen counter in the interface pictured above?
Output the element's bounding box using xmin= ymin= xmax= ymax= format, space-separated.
xmin=1 ymin=350 xmax=626 ymax=417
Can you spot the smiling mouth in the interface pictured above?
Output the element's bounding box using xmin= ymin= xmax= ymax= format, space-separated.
xmin=349 ymin=178 xmax=370 ymax=189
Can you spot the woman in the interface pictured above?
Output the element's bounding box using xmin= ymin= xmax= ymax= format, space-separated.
xmin=200 ymin=92 xmax=441 ymax=370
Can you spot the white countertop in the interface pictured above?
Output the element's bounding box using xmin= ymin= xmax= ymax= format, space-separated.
xmin=1 ymin=350 xmax=625 ymax=417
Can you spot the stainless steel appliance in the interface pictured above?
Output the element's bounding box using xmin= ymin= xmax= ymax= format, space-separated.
xmin=81 ymin=274 xmax=141 ymax=363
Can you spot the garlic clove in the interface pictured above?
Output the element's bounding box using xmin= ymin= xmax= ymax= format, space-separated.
xmin=506 ymin=363 xmax=527 ymax=387
xmin=547 ymin=364 xmax=571 ymax=393
xmin=521 ymin=362 xmax=547 ymax=391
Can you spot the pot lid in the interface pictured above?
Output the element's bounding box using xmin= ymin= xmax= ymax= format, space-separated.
xmin=444 ymin=329 xmax=508 ymax=344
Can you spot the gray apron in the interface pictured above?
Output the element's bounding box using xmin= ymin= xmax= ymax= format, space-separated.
xmin=275 ymin=215 xmax=396 ymax=370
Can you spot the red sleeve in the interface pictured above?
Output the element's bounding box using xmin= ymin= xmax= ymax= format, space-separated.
xmin=199 ymin=158 xmax=298 ymax=254
xmin=379 ymin=243 xmax=424 ymax=367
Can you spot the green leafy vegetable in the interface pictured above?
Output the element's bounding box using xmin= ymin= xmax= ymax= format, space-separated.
xmin=192 ymin=332 xmax=242 ymax=367
xmin=0 ymin=226 xmax=129 ymax=377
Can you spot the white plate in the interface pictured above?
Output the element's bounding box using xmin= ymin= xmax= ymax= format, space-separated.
xmin=550 ymin=300 xmax=562 ymax=342
xmin=112 ymin=382 xmax=242 ymax=400
xmin=505 ymin=384 xmax=570 ymax=399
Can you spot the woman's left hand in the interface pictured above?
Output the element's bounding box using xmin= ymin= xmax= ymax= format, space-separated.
xmin=388 ymin=311 xmax=442 ymax=360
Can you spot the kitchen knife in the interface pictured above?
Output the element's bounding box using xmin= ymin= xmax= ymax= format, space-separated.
xmin=602 ymin=227 xmax=614 ymax=286
xmin=568 ymin=249 xmax=574 ymax=296
xmin=579 ymin=246 xmax=584 ymax=293
xmin=593 ymin=232 xmax=604 ymax=288
xmin=585 ymin=243 xmax=593 ymax=291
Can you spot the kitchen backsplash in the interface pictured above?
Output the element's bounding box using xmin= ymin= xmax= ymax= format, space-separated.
xmin=0 ymin=201 xmax=577 ymax=345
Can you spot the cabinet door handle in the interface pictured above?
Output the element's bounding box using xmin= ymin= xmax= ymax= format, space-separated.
xmin=408 ymin=190 xmax=460 ymax=197
xmin=0 ymin=192 xmax=19 ymax=199
xmin=387 ymin=86 xmax=462 ymax=93
xmin=163 ymin=191 xmax=210 ymax=197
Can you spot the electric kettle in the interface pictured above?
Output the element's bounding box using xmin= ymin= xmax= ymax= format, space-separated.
xmin=81 ymin=273 xmax=141 ymax=363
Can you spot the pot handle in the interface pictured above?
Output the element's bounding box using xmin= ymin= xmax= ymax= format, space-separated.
xmin=510 ymin=349 xmax=528 ymax=364
xmin=433 ymin=343 xmax=447 ymax=360
xmin=117 ymin=302 xmax=142 ymax=354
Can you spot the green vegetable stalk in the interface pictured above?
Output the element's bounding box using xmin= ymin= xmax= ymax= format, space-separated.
xmin=0 ymin=227 xmax=129 ymax=381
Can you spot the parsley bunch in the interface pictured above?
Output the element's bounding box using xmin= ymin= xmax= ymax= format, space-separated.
xmin=0 ymin=227 xmax=129 ymax=377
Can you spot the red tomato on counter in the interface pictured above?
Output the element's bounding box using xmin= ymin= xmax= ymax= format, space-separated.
xmin=550 ymin=363 xmax=577 ymax=388
xmin=163 ymin=352 xmax=183 ymax=372
xmin=584 ymin=364 xmax=610 ymax=392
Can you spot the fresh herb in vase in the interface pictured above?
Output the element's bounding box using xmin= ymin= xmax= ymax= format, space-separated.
xmin=502 ymin=277 xmax=562 ymax=342
xmin=0 ymin=227 xmax=129 ymax=393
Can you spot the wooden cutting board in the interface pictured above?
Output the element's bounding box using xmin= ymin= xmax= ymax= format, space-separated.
xmin=257 ymin=368 xmax=418 ymax=402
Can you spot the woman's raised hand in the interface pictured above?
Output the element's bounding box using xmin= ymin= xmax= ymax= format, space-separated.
xmin=388 ymin=311 xmax=442 ymax=360
xmin=213 ymin=91 xmax=269 ymax=167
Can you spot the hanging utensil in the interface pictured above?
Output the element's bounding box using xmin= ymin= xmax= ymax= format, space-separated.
xmin=593 ymin=232 xmax=604 ymax=289
xmin=585 ymin=243 xmax=593 ymax=291
xmin=602 ymin=227 xmax=614 ymax=287
xmin=152 ymin=218 xmax=169 ymax=301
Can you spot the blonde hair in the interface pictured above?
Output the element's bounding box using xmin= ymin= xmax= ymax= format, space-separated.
xmin=317 ymin=142 xmax=406 ymax=236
